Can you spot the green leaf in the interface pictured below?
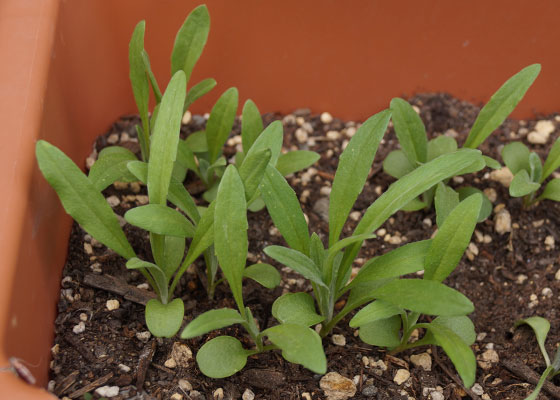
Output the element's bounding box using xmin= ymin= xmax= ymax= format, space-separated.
xmin=434 ymin=183 xmax=459 ymax=227
xmin=263 ymin=324 xmax=327 ymax=374
xmin=373 ymin=279 xmax=474 ymax=316
xmin=36 ymin=141 xmax=135 ymax=259
xmin=147 ymin=71 xmax=187 ymax=205
xmin=524 ymin=366 xmax=555 ymax=400
xmin=145 ymin=298 xmax=184 ymax=338
xmin=400 ymin=197 xmax=427 ymax=211
xmin=541 ymin=138 xmax=560 ymax=182
xmin=264 ymin=246 xmax=326 ymax=288
xmin=170 ymin=4 xmax=210 ymax=83
xmin=390 ymin=98 xmax=427 ymax=163
xmin=161 ymin=235 xmax=185 ymax=280
xmin=529 ymin=152 xmax=543 ymax=182
xmin=206 ymin=87 xmax=239 ymax=163
xmin=427 ymin=135 xmax=457 ymax=161
xmin=184 ymin=78 xmax=216 ymax=112
xmin=358 ymin=316 xmax=402 ymax=348
xmin=141 ymin=50 xmax=162 ymax=103
xmin=241 ymin=99 xmax=264 ymax=153
xmin=457 ymin=187 xmax=493 ymax=222
xmin=515 ymin=316 xmax=551 ymax=366
xmin=126 ymin=257 xmax=169 ymax=299
xmin=238 ymin=148 xmax=272 ymax=201
xmin=328 ymin=233 xmax=375 ymax=288
xmin=181 ymin=308 xmax=245 ymax=339
xmin=184 ymin=131 xmax=208 ymax=153
xmin=342 ymin=280 xmax=393 ymax=316
xmin=276 ymin=151 xmax=320 ymax=177
xmin=349 ymin=240 xmax=431 ymax=288
xmin=464 ymin=64 xmax=541 ymax=149
xmin=197 ymin=336 xmax=250 ymax=378
xmin=483 ymin=156 xmax=502 ymax=170
xmin=88 ymin=147 xmax=138 ymax=191
xmin=260 ymin=165 xmax=310 ymax=254
xmin=502 ymin=141 xmax=530 ymax=175
xmin=272 ymin=292 xmax=324 ymax=326
xmin=176 ymin=139 xmax=198 ymax=171
xmin=539 ymin=178 xmax=560 ymax=201
xmin=349 ymin=301 xmax=402 ymax=328
xmin=124 ymin=204 xmax=195 ymax=237
xmin=383 ymin=150 xmax=415 ymax=179
xmin=329 ymin=110 xmax=392 ymax=246
xmin=424 ymin=195 xmax=482 ymax=282
xmin=243 ymin=263 xmax=281 ymax=289
xmin=214 ymin=166 xmax=248 ymax=311
xmin=419 ymin=316 xmax=477 ymax=346
xmin=510 ymin=170 xmax=540 ymax=197
xmin=243 ymin=120 xmax=283 ymax=167
xmin=247 ymin=196 xmax=266 ymax=212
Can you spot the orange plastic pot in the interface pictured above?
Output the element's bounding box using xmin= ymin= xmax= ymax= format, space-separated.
xmin=1 ymin=0 xmax=559 ymax=397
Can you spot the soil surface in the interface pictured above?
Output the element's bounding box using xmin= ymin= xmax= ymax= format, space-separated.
xmin=49 ymin=94 xmax=560 ymax=400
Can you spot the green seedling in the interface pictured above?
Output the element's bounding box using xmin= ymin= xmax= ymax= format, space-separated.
xmin=514 ymin=316 xmax=560 ymax=399
xmin=501 ymin=138 xmax=560 ymax=207
xmin=180 ymin=166 xmax=326 ymax=378
xmin=384 ymin=64 xmax=541 ymax=220
xmin=260 ymin=108 xmax=485 ymax=387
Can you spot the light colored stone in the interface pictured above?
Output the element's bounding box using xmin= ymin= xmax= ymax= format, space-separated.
xmin=320 ymin=186 xmax=332 ymax=196
xmin=321 ymin=112 xmax=334 ymax=124
xmin=136 ymin=331 xmax=151 ymax=343
xmin=332 ymin=334 xmax=346 ymax=346
xmin=170 ymin=394 xmax=183 ymax=400
xmin=213 ymin=388 xmax=224 ymax=400
xmin=106 ymin=195 xmax=121 ymax=207
xmin=345 ymin=127 xmax=357 ymax=137
xmin=95 ymin=386 xmax=120 ymax=397
xmin=494 ymin=209 xmax=512 ymax=234
xmin=137 ymin=283 xmax=149 ymax=290
xmin=182 ymin=110 xmax=192 ymax=125
xmin=83 ymin=242 xmax=93 ymax=255
xmin=113 ymin=181 xmax=128 ymax=190
xmin=79 ymin=313 xmax=88 ymax=322
xmin=481 ymin=394 xmax=491 ymax=400
xmin=430 ymin=391 xmax=445 ymax=400
xmin=528 ymin=120 xmax=555 ymax=144
xmin=422 ymin=218 xmax=433 ymax=228
xmin=326 ymin=130 xmax=341 ymax=140
xmin=107 ymin=133 xmax=119 ymax=145
xmin=130 ymin=182 xmax=141 ymax=193
xmin=471 ymin=383 xmax=484 ymax=396
xmin=545 ymin=235 xmax=555 ymax=249
xmin=136 ymin=195 xmax=149 ymax=205
xmin=178 ymin=379 xmax=192 ymax=392
xmin=320 ymin=372 xmax=357 ymax=400
xmin=301 ymin=122 xmax=313 ymax=133
xmin=376 ymin=228 xmax=386 ymax=236
xmin=313 ymin=197 xmax=330 ymax=222
xmin=301 ymin=393 xmax=312 ymax=400
xmin=106 ymin=299 xmax=120 ymax=311
xmin=555 ymin=269 xmax=560 ymax=280
xmin=393 ymin=369 xmax=410 ymax=385
xmin=171 ymin=342 xmax=193 ymax=367
xmin=542 ymin=287 xmax=553 ymax=297
xmin=242 ymin=388 xmax=255 ymax=400
xmin=478 ymin=349 xmax=499 ymax=370
xmin=468 ymin=242 xmax=479 ymax=256
xmin=73 ymin=322 xmax=85 ymax=334
xmin=489 ymin=167 xmax=513 ymax=187
xmin=349 ymin=211 xmax=361 ymax=221
xmin=164 ymin=358 xmax=177 ymax=369
xmin=118 ymin=364 xmax=130 ymax=373
xmin=516 ymin=274 xmax=528 ymax=284
xmin=410 ymin=352 xmax=432 ymax=371
xmin=483 ymin=188 xmax=498 ymax=203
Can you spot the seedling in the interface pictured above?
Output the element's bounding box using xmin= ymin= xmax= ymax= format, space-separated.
xmin=501 ymin=138 xmax=560 ymax=206
xmin=514 ymin=316 xmax=560 ymax=400
xmin=260 ymin=108 xmax=485 ymax=387
xmin=180 ymin=166 xmax=326 ymax=378
xmin=383 ymin=64 xmax=541 ymax=220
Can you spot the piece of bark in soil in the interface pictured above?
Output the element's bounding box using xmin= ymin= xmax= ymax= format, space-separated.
xmin=136 ymin=340 xmax=156 ymax=390
xmin=83 ymin=274 xmax=156 ymax=305
xmin=240 ymin=368 xmax=286 ymax=389
xmin=54 ymin=370 xmax=79 ymax=397
xmin=68 ymin=372 xmax=113 ymax=399
xmin=63 ymin=334 xmax=97 ymax=363
xmin=502 ymin=358 xmax=560 ymax=399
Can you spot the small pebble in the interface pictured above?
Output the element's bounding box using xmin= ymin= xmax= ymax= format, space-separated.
xmin=430 ymin=391 xmax=445 ymax=400
xmin=95 ymin=386 xmax=120 ymax=398
xmin=494 ymin=209 xmax=512 ymax=234
xmin=545 ymin=235 xmax=555 ymax=249
xmin=79 ymin=313 xmax=88 ymax=322
xmin=182 ymin=110 xmax=192 ymax=125
xmin=326 ymin=130 xmax=341 ymax=140
xmin=47 ymin=380 xmax=56 ymax=392
xmin=483 ymin=187 xmax=497 ymax=203
xmin=410 ymin=352 xmax=432 ymax=371
xmin=489 ymin=167 xmax=513 ymax=187
xmin=189 ymin=391 xmax=204 ymax=400
xmin=542 ymin=287 xmax=553 ymax=297
xmin=422 ymin=218 xmax=432 ymax=228
xmin=106 ymin=195 xmax=121 ymax=207
xmin=137 ymin=283 xmax=150 ymax=290
xmin=393 ymin=369 xmax=410 ymax=385
xmin=242 ymin=388 xmax=255 ymax=400
xmin=471 ymin=383 xmax=484 ymax=396
xmin=301 ymin=393 xmax=312 ymax=400
xmin=73 ymin=322 xmax=85 ymax=334
xmin=170 ymin=394 xmax=183 ymax=400
xmin=107 ymin=134 xmax=119 ymax=145
xmin=349 ymin=211 xmax=361 ymax=221
xmin=136 ymin=331 xmax=151 ymax=343
xmin=345 ymin=127 xmax=357 ymax=137
xmin=555 ymin=269 xmax=560 ymax=280
xmin=83 ymin=242 xmax=93 ymax=255
xmin=527 ymin=120 xmax=555 ymax=144
xmin=171 ymin=342 xmax=193 ymax=367
xmin=332 ymin=334 xmax=346 ymax=346
xmin=516 ymin=274 xmax=528 ymax=284
xmin=320 ymin=372 xmax=357 ymax=400
xmin=118 ymin=364 xmax=131 ymax=373
xmin=362 ymin=385 xmax=378 ymax=396
xmin=106 ymin=299 xmax=120 ymax=311
xmin=136 ymin=195 xmax=149 ymax=205
xmin=321 ymin=112 xmax=334 ymax=124
xmin=213 ymin=388 xmax=224 ymax=400
xmin=164 ymin=358 xmax=177 ymax=369
xmin=178 ymin=379 xmax=192 ymax=391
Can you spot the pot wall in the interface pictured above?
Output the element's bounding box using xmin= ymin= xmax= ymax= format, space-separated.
xmin=1 ymin=0 xmax=559 ymax=397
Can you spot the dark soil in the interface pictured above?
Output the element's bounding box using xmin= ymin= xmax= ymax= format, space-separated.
xmin=49 ymin=94 xmax=560 ymax=400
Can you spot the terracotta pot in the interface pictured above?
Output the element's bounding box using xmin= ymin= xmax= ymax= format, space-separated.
xmin=1 ymin=0 xmax=559 ymax=397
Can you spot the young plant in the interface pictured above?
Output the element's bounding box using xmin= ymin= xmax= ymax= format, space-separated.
xmin=383 ymin=64 xmax=541 ymax=219
xmin=514 ymin=316 xmax=560 ymax=400
xmin=259 ymin=108 xmax=486 ymax=387
xmin=180 ymin=165 xmax=326 ymax=378
xmin=501 ymin=138 xmax=560 ymax=206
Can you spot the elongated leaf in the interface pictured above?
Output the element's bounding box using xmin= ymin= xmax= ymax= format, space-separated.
xmin=36 ymin=141 xmax=135 ymax=259
xmin=207 ymin=88 xmax=239 ymax=163
xmin=510 ymin=170 xmax=540 ymax=197
xmin=427 ymin=135 xmax=457 ymax=161
xmin=373 ymin=279 xmax=474 ymax=316
xmin=260 ymin=165 xmax=310 ymax=254
xmin=144 ymin=298 xmax=184 ymax=338
xmin=215 ymin=166 xmax=248 ymax=310
xmin=241 ymin=99 xmax=264 ymax=153
xmin=276 ymin=151 xmax=320 ymax=177
xmin=243 ymin=120 xmax=283 ymax=167
xmin=184 ymin=78 xmax=216 ymax=112
xmin=424 ymin=195 xmax=482 ymax=282
xmin=483 ymin=155 xmax=501 ymax=170
xmin=328 ymin=233 xmax=375 ymax=288
xmin=263 ymin=324 xmax=327 ymax=374
xmin=539 ymin=178 xmax=560 ymax=201
xmin=434 ymin=183 xmax=459 ymax=227
xmin=176 ymin=139 xmax=198 ymax=171
xmin=418 ymin=316 xmax=476 ymax=346
xmin=383 ymin=150 xmax=415 ymax=179
xmin=541 ymin=138 xmax=560 ymax=182
xmin=238 ymin=148 xmax=271 ymax=201
xmin=390 ymin=98 xmax=427 ymax=163
xmin=342 ymin=280 xmax=393 ymax=316
xmin=170 ymin=5 xmax=210 ymax=83
xmin=124 ymin=204 xmax=195 ymax=237
xmin=329 ymin=110 xmax=391 ymax=246
xmin=529 ymin=152 xmax=543 ymax=183
xmin=525 ymin=366 xmax=555 ymax=400
xmin=272 ymin=292 xmax=324 ymax=326
xmin=243 ymin=263 xmax=281 ymax=289
xmin=349 ymin=240 xmax=431 ymax=288
xmin=197 ymin=336 xmax=250 ymax=378
xmin=358 ymin=316 xmax=402 ymax=348
xmin=400 ymin=197 xmax=427 ymax=211
xmin=88 ymin=147 xmax=138 ymax=191
xmin=148 ymin=71 xmax=187 ymax=205
xmin=264 ymin=246 xmax=326 ymax=288
xmin=502 ymin=142 xmax=530 ymax=175
xmin=161 ymin=235 xmax=185 ymax=279
xmin=181 ymin=309 xmax=245 ymax=339
xmin=457 ymin=187 xmax=492 ymax=222
xmin=126 ymin=257 xmax=168 ymax=300
xmin=184 ymin=131 xmax=208 ymax=152
xmin=141 ymin=50 xmax=162 ymax=103
xmin=349 ymin=301 xmax=402 ymax=328
xmin=464 ymin=64 xmax=541 ymax=149
xmin=515 ymin=316 xmax=551 ymax=366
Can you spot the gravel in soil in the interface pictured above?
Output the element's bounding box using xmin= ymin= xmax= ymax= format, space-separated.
xmin=49 ymin=94 xmax=560 ymax=399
